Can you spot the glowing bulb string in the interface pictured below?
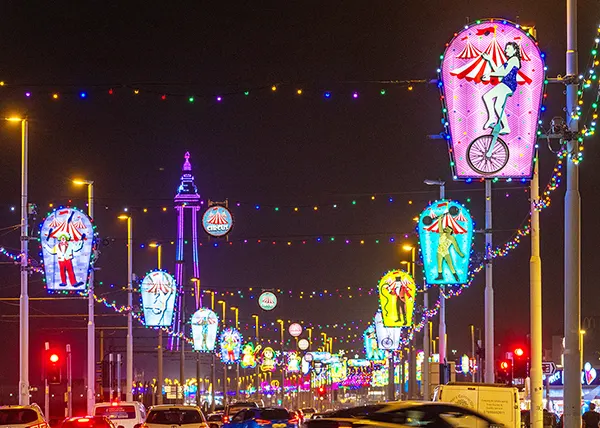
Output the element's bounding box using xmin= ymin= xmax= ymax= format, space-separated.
xmin=571 ymin=24 xmax=600 ymax=164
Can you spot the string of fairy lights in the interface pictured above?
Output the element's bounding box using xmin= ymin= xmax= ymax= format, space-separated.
xmin=572 ymin=24 xmax=600 ymax=163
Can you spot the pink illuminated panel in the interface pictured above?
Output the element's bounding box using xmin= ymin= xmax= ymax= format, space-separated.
xmin=440 ymin=20 xmax=545 ymax=179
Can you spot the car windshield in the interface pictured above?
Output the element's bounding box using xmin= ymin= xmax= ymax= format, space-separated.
xmin=257 ymin=409 xmax=290 ymax=420
xmin=146 ymin=409 xmax=203 ymax=425
xmin=301 ymin=408 xmax=316 ymax=413
xmin=0 ymin=409 xmax=39 ymax=425
xmin=94 ymin=406 xmax=136 ymax=420
xmin=207 ymin=414 xmax=222 ymax=421
xmin=62 ymin=419 xmax=113 ymax=428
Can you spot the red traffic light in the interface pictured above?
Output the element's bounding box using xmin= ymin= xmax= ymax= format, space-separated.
xmin=500 ymin=361 xmax=509 ymax=370
xmin=49 ymin=353 xmax=59 ymax=363
xmin=514 ymin=348 xmax=524 ymax=357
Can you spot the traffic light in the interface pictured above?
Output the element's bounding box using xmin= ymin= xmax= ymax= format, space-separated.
xmin=317 ymin=385 xmax=326 ymax=399
xmin=497 ymin=359 xmax=513 ymax=385
xmin=513 ymin=346 xmax=528 ymax=379
xmin=46 ymin=350 xmax=62 ymax=384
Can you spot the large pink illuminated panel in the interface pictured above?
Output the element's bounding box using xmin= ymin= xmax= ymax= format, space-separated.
xmin=440 ymin=20 xmax=545 ymax=179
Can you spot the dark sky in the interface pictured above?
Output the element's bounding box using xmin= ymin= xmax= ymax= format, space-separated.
xmin=0 ymin=1 xmax=598 ymax=385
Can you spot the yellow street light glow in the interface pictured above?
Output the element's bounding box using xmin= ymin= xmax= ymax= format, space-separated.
xmin=400 ymin=261 xmax=409 ymax=265
xmin=402 ymin=245 xmax=414 ymax=251
xmin=118 ymin=214 xmax=129 ymax=220
xmin=5 ymin=117 xmax=23 ymax=122
xmin=149 ymin=242 xmax=161 ymax=248
xmin=72 ymin=179 xmax=91 ymax=185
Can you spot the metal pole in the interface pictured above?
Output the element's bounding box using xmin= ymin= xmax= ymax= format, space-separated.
xmin=67 ymin=344 xmax=72 ymax=417
xmin=530 ymin=160 xmax=543 ymax=428
xmin=44 ymin=342 xmax=49 ymax=420
xmin=387 ymin=351 xmax=395 ymax=400
xmin=564 ymin=0 xmax=581 ymax=425
xmin=87 ymin=182 xmax=95 ymax=414
xmin=116 ymin=354 xmax=122 ymax=400
xmin=19 ymin=118 xmax=29 ymax=405
xmin=470 ymin=325 xmax=476 ymax=382
xmin=108 ymin=353 xmax=114 ymax=400
xmin=126 ymin=217 xmax=133 ymax=401
xmin=438 ymin=183 xmax=447 ymax=385
xmin=196 ymin=353 xmax=201 ymax=407
xmin=157 ymin=246 xmax=163 ymax=405
xmin=180 ymin=291 xmax=185 ymax=404
xmin=157 ymin=331 xmax=163 ymax=404
xmin=423 ymin=291 xmax=430 ymax=400
xmin=484 ymin=180 xmax=494 ymax=383
xmin=210 ymin=354 xmax=216 ymax=411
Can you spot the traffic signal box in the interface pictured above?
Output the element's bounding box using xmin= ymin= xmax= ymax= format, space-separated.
xmin=46 ymin=349 xmax=62 ymax=384
xmin=497 ymin=359 xmax=513 ymax=385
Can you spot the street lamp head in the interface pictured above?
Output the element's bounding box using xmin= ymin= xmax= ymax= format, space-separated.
xmin=424 ymin=179 xmax=446 ymax=186
xmin=148 ymin=242 xmax=161 ymax=248
xmin=402 ymin=245 xmax=414 ymax=251
xmin=400 ymin=261 xmax=409 ymax=265
xmin=5 ymin=117 xmax=23 ymax=122
xmin=231 ymin=306 xmax=238 ymax=311
xmin=217 ymin=300 xmax=225 ymax=304
xmin=190 ymin=277 xmax=200 ymax=283
xmin=252 ymin=314 xmax=258 ymax=319
xmin=118 ymin=214 xmax=130 ymax=220
xmin=72 ymin=179 xmax=92 ymax=186
xmin=580 ymin=330 xmax=586 ymax=335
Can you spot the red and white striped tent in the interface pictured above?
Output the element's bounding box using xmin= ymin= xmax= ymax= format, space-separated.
xmin=206 ymin=207 xmax=229 ymax=225
xmin=450 ymin=36 xmax=532 ymax=85
xmin=47 ymin=209 xmax=88 ymax=241
xmin=456 ymin=36 xmax=482 ymax=59
xmin=424 ymin=212 xmax=469 ymax=234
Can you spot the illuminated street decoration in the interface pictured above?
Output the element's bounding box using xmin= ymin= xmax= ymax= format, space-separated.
xmin=172 ymin=152 xmax=202 ymax=350
xmin=258 ymin=291 xmax=278 ymax=311
xmin=190 ymin=308 xmax=219 ymax=352
xmin=40 ymin=207 xmax=95 ymax=293
xmin=363 ymin=325 xmax=386 ymax=361
xmin=461 ymin=354 xmax=470 ymax=374
xmin=584 ymin=362 xmax=597 ymax=385
xmin=202 ymin=204 xmax=233 ymax=237
xmin=418 ymin=200 xmax=474 ymax=285
xmin=240 ymin=342 xmax=261 ymax=368
xmin=286 ymin=352 xmax=301 ymax=373
xmin=219 ymin=328 xmax=242 ymax=364
xmin=140 ymin=270 xmax=177 ymax=327
xmin=377 ymin=270 xmax=416 ymax=327
xmin=260 ymin=347 xmax=277 ymax=372
xmin=440 ymin=19 xmax=545 ymax=178
xmin=373 ymin=311 xmax=402 ymax=350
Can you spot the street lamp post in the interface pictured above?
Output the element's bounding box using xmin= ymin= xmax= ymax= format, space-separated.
xmin=73 ymin=179 xmax=95 ymax=414
xmin=252 ymin=315 xmax=260 ymax=401
xmin=231 ymin=307 xmax=240 ymax=399
xmin=149 ymin=242 xmax=163 ymax=405
xmin=6 ymin=117 xmax=29 ymax=405
xmin=278 ymin=320 xmax=285 ymax=405
xmin=218 ymin=300 xmax=227 ymax=405
xmin=118 ymin=214 xmax=134 ymax=401
xmin=424 ymin=179 xmax=447 ymax=385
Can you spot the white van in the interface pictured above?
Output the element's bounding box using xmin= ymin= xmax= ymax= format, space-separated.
xmin=93 ymin=402 xmax=146 ymax=428
xmin=434 ymin=382 xmax=521 ymax=428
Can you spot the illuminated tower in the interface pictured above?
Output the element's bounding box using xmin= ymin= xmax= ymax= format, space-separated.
xmin=171 ymin=152 xmax=202 ymax=349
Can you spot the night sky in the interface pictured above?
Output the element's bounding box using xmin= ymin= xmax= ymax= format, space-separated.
xmin=0 ymin=1 xmax=598 ymax=388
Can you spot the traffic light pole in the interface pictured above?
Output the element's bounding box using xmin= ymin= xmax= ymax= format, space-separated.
xmin=67 ymin=344 xmax=72 ymax=417
xmin=44 ymin=342 xmax=50 ymax=420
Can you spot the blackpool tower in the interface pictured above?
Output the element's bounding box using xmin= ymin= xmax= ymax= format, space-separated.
xmin=171 ymin=152 xmax=202 ymax=349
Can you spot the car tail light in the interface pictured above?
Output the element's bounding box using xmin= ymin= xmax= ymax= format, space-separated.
xmin=288 ymin=417 xmax=299 ymax=424
xmin=255 ymin=419 xmax=271 ymax=426
xmin=221 ymin=416 xmax=230 ymax=424
xmin=77 ymin=419 xmax=90 ymax=423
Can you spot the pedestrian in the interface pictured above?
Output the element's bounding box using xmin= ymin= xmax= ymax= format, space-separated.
xmin=583 ymin=403 xmax=600 ymax=428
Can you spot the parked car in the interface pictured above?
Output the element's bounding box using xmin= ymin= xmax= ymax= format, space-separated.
xmin=144 ymin=405 xmax=207 ymax=428
xmin=223 ymin=407 xmax=298 ymax=428
xmin=0 ymin=404 xmax=48 ymax=428
xmin=93 ymin=402 xmax=145 ymax=428
xmin=305 ymin=402 xmax=502 ymax=428
xmin=60 ymin=416 xmax=116 ymax=428
xmin=206 ymin=412 xmax=224 ymax=428
xmin=222 ymin=402 xmax=260 ymax=425
xmin=300 ymin=408 xmax=316 ymax=420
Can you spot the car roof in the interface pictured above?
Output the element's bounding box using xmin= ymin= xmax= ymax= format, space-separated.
xmin=149 ymin=405 xmax=202 ymax=411
xmin=94 ymin=402 xmax=142 ymax=406
xmin=0 ymin=405 xmax=42 ymax=410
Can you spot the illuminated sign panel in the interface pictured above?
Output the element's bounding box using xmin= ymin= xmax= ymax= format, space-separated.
xmin=418 ymin=200 xmax=474 ymax=285
xmin=363 ymin=325 xmax=386 ymax=361
xmin=202 ymin=205 xmax=233 ymax=237
xmin=191 ymin=308 xmax=219 ymax=351
xmin=219 ymin=328 xmax=242 ymax=363
xmin=377 ymin=270 xmax=416 ymax=327
xmin=374 ymin=311 xmax=402 ymax=351
xmin=40 ymin=208 xmax=95 ymax=292
xmin=140 ymin=271 xmax=177 ymax=327
xmin=440 ymin=19 xmax=545 ymax=179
